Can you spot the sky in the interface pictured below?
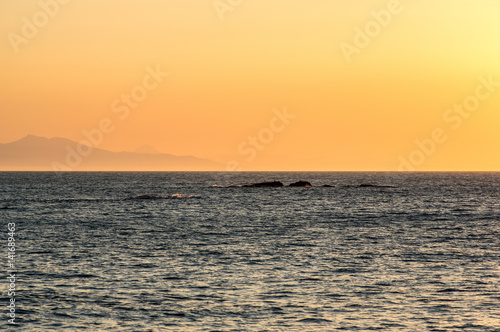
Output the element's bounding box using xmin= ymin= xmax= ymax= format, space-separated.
xmin=1 ymin=0 xmax=500 ymax=171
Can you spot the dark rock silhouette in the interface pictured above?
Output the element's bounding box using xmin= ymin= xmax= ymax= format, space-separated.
xmin=244 ymin=181 xmax=284 ymax=188
xmin=357 ymin=184 xmax=396 ymax=188
xmin=213 ymin=181 xmax=383 ymax=188
xmin=289 ymin=181 xmax=313 ymax=187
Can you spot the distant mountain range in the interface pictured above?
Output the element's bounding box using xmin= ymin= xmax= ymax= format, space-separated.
xmin=0 ymin=135 xmax=223 ymax=171
xmin=133 ymin=145 xmax=162 ymax=154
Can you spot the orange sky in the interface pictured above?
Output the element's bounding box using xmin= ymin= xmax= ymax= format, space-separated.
xmin=1 ymin=0 xmax=500 ymax=171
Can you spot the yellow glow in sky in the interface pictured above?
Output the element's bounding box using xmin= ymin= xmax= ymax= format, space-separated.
xmin=1 ymin=0 xmax=500 ymax=170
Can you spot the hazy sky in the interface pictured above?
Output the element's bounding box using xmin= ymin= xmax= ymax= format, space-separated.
xmin=1 ymin=0 xmax=500 ymax=170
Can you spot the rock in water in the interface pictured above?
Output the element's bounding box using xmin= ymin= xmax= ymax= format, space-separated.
xmin=357 ymin=184 xmax=396 ymax=188
xmin=244 ymin=181 xmax=284 ymax=188
xmin=289 ymin=181 xmax=313 ymax=187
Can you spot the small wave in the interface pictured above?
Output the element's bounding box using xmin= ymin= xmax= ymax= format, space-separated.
xmin=436 ymin=288 xmax=466 ymax=293
xmin=53 ymin=312 xmax=79 ymax=319
xmin=343 ymin=184 xmax=397 ymax=189
xmin=297 ymin=318 xmax=332 ymax=323
xmin=211 ymin=184 xmax=243 ymax=188
xmin=129 ymin=194 xmax=201 ymax=200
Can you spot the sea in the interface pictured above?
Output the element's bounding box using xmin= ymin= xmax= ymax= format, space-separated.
xmin=1 ymin=172 xmax=499 ymax=331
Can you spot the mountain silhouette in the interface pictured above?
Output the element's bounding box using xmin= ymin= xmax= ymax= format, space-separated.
xmin=133 ymin=145 xmax=162 ymax=154
xmin=0 ymin=135 xmax=223 ymax=171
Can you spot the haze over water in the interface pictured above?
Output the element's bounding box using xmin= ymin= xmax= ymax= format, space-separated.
xmin=1 ymin=172 xmax=499 ymax=331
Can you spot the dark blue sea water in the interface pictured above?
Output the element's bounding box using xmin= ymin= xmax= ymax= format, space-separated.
xmin=1 ymin=172 xmax=500 ymax=331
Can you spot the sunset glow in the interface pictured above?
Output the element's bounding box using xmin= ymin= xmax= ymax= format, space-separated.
xmin=1 ymin=0 xmax=500 ymax=170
